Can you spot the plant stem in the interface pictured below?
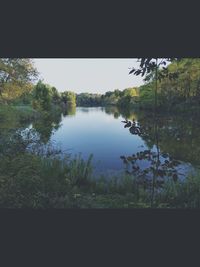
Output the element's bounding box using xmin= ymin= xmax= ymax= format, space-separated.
xmin=151 ymin=58 xmax=158 ymax=207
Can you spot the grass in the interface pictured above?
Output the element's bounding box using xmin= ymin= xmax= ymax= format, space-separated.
xmin=1 ymin=106 xmax=200 ymax=208
xmin=157 ymin=173 xmax=200 ymax=208
xmin=1 ymin=135 xmax=200 ymax=208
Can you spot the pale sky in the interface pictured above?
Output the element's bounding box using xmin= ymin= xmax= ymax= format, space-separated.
xmin=33 ymin=58 xmax=144 ymax=94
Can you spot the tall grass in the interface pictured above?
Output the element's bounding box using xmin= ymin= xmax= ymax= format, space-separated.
xmin=157 ymin=172 xmax=200 ymax=208
xmin=1 ymin=127 xmax=200 ymax=208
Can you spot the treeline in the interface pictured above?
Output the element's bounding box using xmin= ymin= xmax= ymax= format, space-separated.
xmin=0 ymin=59 xmax=76 ymax=113
xmin=31 ymin=81 xmax=76 ymax=112
xmin=2 ymin=58 xmax=200 ymax=114
xmin=76 ymin=87 xmax=139 ymax=107
xmin=76 ymin=58 xmax=200 ymax=113
xmin=137 ymin=58 xmax=200 ymax=112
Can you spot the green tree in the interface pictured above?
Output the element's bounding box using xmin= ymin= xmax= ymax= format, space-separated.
xmin=118 ymin=87 xmax=139 ymax=107
xmin=32 ymin=80 xmax=52 ymax=111
xmin=0 ymin=58 xmax=38 ymax=102
xmin=61 ymin=91 xmax=76 ymax=106
xmin=50 ymin=86 xmax=61 ymax=104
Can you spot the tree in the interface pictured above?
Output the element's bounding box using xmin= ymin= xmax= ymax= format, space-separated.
xmin=118 ymin=87 xmax=139 ymax=107
xmin=61 ymin=91 xmax=76 ymax=106
xmin=0 ymin=58 xmax=38 ymax=102
xmin=129 ymin=58 xmax=179 ymax=80
xmin=32 ymin=80 xmax=52 ymax=111
xmin=76 ymin=93 xmax=102 ymax=106
xmin=50 ymin=86 xmax=61 ymax=104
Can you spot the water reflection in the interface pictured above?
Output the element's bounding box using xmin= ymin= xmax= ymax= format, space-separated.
xmin=121 ymin=118 xmax=182 ymax=189
xmin=32 ymin=112 xmax=62 ymax=143
xmin=63 ymin=105 xmax=76 ymax=117
xmin=104 ymin=106 xmax=138 ymax=121
xmin=29 ymin=106 xmax=200 ymax=170
xmin=1 ymin=105 xmax=199 ymax=178
xmin=119 ymin=109 xmax=198 ymax=206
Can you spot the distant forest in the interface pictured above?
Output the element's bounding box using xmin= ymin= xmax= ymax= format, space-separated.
xmin=1 ymin=58 xmax=200 ymax=114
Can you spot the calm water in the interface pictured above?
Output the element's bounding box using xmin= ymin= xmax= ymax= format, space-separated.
xmin=38 ymin=106 xmax=199 ymax=177
xmin=51 ymin=107 xmax=147 ymax=175
xmin=2 ymin=106 xmax=199 ymax=178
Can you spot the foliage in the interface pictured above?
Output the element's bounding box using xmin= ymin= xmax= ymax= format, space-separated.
xmin=157 ymin=172 xmax=200 ymax=208
xmin=76 ymin=93 xmax=102 ymax=106
xmin=0 ymin=127 xmax=200 ymax=208
xmin=117 ymin=88 xmax=139 ymax=107
xmin=0 ymin=58 xmax=38 ymax=102
xmin=76 ymin=88 xmax=139 ymax=107
xmin=134 ymin=58 xmax=200 ymax=111
xmin=1 ymin=57 xmax=200 ymax=208
xmin=0 ymin=105 xmax=39 ymax=130
xmin=129 ymin=58 xmax=179 ymax=80
xmin=32 ymin=80 xmax=52 ymax=111
xmin=61 ymin=91 xmax=76 ymax=107
xmin=0 ymin=130 xmax=93 ymax=208
xmin=31 ymin=109 xmax=62 ymax=143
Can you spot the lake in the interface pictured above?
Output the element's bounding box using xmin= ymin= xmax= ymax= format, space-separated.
xmin=29 ymin=106 xmax=199 ymax=178
xmin=2 ymin=105 xmax=199 ymax=179
xmin=51 ymin=106 xmax=147 ymax=175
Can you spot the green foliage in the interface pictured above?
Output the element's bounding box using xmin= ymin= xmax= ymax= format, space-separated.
xmin=135 ymin=58 xmax=200 ymax=111
xmin=129 ymin=58 xmax=177 ymax=79
xmin=156 ymin=172 xmax=200 ymax=208
xmin=31 ymin=109 xmax=62 ymax=143
xmin=136 ymin=83 xmax=155 ymax=109
xmin=1 ymin=127 xmax=200 ymax=208
xmin=51 ymin=86 xmax=61 ymax=104
xmin=118 ymin=88 xmax=139 ymax=107
xmin=32 ymin=80 xmax=52 ymax=111
xmin=76 ymin=88 xmax=139 ymax=107
xmin=0 ymin=130 xmax=93 ymax=208
xmin=76 ymin=93 xmax=102 ymax=106
xmin=0 ymin=105 xmax=39 ymax=130
xmin=63 ymin=105 xmax=76 ymax=116
xmin=61 ymin=91 xmax=76 ymax=106
xmin=0 ymin=58 xmax=38 ymax=103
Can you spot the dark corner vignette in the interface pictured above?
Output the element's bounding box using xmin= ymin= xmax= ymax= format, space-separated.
xmin=0 ymin=3 xmax=200 ymax=265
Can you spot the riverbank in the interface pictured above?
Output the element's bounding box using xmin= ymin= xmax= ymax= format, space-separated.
xmin=0 ymin=127 xmax=200 ymax=208
xmin=129 ymin=100 xmax=200 ymax=116
xmin=0 ymin=105 xmax=40 ymax=128
xmin=1 ymin=103 xmax=200 ymax=208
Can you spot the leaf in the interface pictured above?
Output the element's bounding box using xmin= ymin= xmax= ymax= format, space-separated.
xmin=124 ymin=121 xmax=132 ymax=128
xmin=129 ymin=68 xmax=135 ymax=74
xmin=140 ymin=58 xmax=145 ymax=68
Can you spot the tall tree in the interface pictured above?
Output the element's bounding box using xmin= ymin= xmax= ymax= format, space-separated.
xmin=61 ymin=91 xmax=76 ymax=106
xmin=32 ymin=80 xmax=52 ymax=111
xmin=129 ymin=58 xmax=179 ymax=80
xmin=0 ymin=58 xmax=38 ymax=101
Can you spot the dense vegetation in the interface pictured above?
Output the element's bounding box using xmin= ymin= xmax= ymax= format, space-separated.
xmin=1 ymin=57 xmax=200 ymax=208
xmin=1 ymin=58 xmax=200 ymax=114
xmin=76 ymin=88 xmax=139 ymax=107
xmin=1 ymin=128 xmax=200 ymax=208
xmin=76 ymin=58 xmax=200 ymax=114
xmin=134 ymin=58 xmax=200 ymax=112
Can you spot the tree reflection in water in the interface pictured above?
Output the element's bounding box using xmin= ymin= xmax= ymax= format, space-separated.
xmin=62 ymin=105 xmax=76 ymax=117
xmin=121 ymin=115 xmax=182 ymax=207
xmin=32 ymin=111 xmax=63 ymax=144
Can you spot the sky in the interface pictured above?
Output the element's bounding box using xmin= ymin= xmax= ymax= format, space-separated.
xmin=33 ymin=58 xmax=145 ymax=94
